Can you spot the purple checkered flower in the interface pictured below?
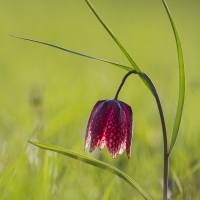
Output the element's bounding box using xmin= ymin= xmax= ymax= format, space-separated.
xmin=85 ymin=99 xmax=133 ymax=159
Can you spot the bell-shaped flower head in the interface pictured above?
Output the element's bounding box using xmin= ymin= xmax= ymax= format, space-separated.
xmin=85 ymin=99 xmax=133 ymax=159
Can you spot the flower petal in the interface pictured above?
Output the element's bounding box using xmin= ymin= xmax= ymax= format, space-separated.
xmin=105 ymin=101 xmax=126 ymax=158
xmin=89 ymin=100 xmax=113 ymax=152
xmin=119 ymin=101 xmax=133 ymax=159
xmin=84 ymin=100 xmax=105 ymax=150
xmin=85 ymin=99 xmax=133 ymax=159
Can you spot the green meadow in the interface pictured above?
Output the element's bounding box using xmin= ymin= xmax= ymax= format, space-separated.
xmin=0 ymin=0 xmax=200 ymax=199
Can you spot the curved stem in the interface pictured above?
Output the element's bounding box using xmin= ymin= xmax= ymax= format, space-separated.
xmin=115 ymin=70 xmax=168 ymax=200
xmin=115 ymin=70 xmax=137 ymax=100
xmin=142 ymin=73 xmax=168 ymax=200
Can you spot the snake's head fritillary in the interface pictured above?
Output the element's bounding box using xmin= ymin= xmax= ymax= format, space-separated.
xmin=85 ymin=99 xmax=133 ymax=159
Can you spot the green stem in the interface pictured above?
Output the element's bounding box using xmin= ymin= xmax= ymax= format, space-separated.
xmin=115 ymin=70 xmax=168 ymax=200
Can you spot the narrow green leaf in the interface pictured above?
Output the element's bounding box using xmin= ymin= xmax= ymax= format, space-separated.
xmin=84 ymin=0 xmax=154 ymax=94
xmin=85 ymin=0 xmax=140 ymax=72
xmin=10 ymin=34 xmax=153 ymax=93
xmin=10 ymin=34 xmax=132 ymax=72
xmin=29 ymin=141 xmax=152 ymax=200
xmin=161 ymin=0 xmax=185 ymax=156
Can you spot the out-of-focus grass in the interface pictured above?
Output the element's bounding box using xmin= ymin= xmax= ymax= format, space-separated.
xmin=0 ymin=0 xmax=200 ymax=199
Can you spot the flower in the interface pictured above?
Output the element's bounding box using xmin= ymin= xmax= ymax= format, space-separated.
xmin=85 ymin=99 xmax=133 ymax=159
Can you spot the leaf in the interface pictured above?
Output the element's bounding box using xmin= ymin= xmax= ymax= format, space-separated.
xmin=84 ymin=0 xmax=154 ymax=96
xmin=29 ymin=141 xmax=152 ymax=200
xmin=85 ymin=0 xmax=140 ymax=72
xmin=10 ymin=34 xmax=153 ymax=93
xmin=10 ymin=35 xmax=132 ymax=72
xmin=161 ymin=0 xmax=185 ymax=156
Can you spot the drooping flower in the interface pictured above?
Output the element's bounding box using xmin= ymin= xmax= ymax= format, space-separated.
xmin=84 ymin=99 xmax=133 ymax=159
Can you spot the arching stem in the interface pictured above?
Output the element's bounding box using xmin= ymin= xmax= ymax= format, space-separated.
xmin=115 ymin=70 xmax=137 ymax=100
xmin=115 ymin=70 xmax=168 ymax=200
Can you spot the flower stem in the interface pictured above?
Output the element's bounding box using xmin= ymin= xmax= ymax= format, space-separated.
xmin=142 ymin=73 xmax=169 ymax=200
xmin=114 ymin=70 xmax=137 ymax=100
xmin=115 ymin=70 xmax=168 ymax=200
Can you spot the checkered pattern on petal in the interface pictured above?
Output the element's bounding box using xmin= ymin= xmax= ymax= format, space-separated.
xmin=84 ymin=100 xmax=105 ymax=150
xmin=88 ymin=100 xmax=112 ymax=152
xmin=85 ymin=99 xmax=133 ymax=159
xmin=119 ymin=101 xmax=133 ymax=159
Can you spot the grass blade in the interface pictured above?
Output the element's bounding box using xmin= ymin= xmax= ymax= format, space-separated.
xmin=161 ymin=0 xmax=185 ymax=156
xmin=10 ymin=34 xmax=132 ymax=72
xmin=85 ymin=0 xmax=141 ymax=73
xmin=29 ymin=140 xmax=152 ymax=200
xmin=84 ymin=0 xmax=154 ymax=95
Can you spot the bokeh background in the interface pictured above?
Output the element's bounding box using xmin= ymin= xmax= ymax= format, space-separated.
xmin=1 ymin=0 xmax=200 ymax=199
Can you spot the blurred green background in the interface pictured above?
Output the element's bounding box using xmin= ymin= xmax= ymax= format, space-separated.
xmin=0 ymin=0 xmax=200 ymax=199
